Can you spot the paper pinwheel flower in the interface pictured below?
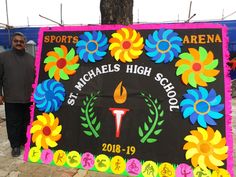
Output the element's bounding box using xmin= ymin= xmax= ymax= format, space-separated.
xmin=180 ymin=87 xmax=224 ymax=128
xmin=30 ymin=113 xmax=62 ymax=149
xmin=183 ymin=127 xmax=228 ymax=170
xmin=44 ymin=45 xmax=80 ymax=81
xmin=176 ymin=46 xmax=220 ymax=87
xmin=76 ymin=31 xmax=108 ymax=63
xmin=145 ymin=29 xmax=182 ymax=63
xmin=34 ymin=79 xmax=65 ymax=112
xmin=109 ymin=27 xmax=144 ymax=63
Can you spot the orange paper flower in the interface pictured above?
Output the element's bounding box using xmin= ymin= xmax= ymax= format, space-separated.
xmin=44 ymin=45 xmax=80 ymax=81
xmin=109 ymin=27 xmax=144 ymax=63
xmin=30 ymin=113 xmax=62 ymax=149
xmin=176 ymin=47 xmax=220 ymax=87
xmin=183 ymin=127 xmax=228 ymax=170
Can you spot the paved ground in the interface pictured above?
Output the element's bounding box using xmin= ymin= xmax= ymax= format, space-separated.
xmin=0 ymin=85 xmax=235 ymax=177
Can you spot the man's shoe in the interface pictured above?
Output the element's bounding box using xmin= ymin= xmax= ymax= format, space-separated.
xmin=11 ymin=147 xmax=21 ymax=157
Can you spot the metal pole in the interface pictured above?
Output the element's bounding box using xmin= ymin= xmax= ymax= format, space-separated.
xmin=60 ymin=3 xmax=63 ymax=25
xmin=27 ymin=16 xmax=30 ymax=27
xmin=5 ymin=0 xmax=11 ymax=47
xmin=186 ymin=1 xmax=196 ymax=23
xmin=222 ymin=9 xmax=224 ymax=20
xmin=222 ymin=10 xmax=236 ymax=20
xmin=185 ymin=13 xmax=196 ymax=23
xmin=137 ymin=9 xmax=139 ymax=23
xmin=5 ymin=0 xmax=9 ymax=25
xmin=188 ymin=1 xmax=192 ymax=19
xmin=39 ymin=14 xmax=63 ymax=26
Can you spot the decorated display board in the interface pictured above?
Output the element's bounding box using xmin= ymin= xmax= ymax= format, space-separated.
xmin=25 ymin=23 xmax=234 ymax=177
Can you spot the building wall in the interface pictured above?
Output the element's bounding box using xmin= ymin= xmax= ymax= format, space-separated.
xmin=0 ymin=27 xmax=39 ymax=49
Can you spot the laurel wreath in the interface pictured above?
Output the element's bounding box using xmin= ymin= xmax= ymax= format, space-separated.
xmin=80 ymin=91 xmax=101 ymax=138
xmin=138 ymin=92 xmax=164 ymax=143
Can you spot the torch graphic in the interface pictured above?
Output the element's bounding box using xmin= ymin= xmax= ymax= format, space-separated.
xmin=109 ymin=81 xmax=129 ymax=138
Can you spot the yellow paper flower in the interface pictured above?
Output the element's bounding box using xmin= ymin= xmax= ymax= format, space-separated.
xmin=109 ymin=27 xmax=144 ymax=63
xmin=30 ymin=113 xmax=62 ymax=149
xmin=183 ymin=127 xmax=228 ymax=170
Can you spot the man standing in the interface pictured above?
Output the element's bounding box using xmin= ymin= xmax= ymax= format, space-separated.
xmin=0 ymin=32 xmax=35 ymax=157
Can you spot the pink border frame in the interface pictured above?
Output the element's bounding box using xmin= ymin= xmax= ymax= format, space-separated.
xmin=24 ymin=23 xmax=233 ymax=176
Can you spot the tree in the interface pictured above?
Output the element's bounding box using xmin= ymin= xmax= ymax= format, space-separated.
xmin=100 ymin=0 xmax=133 ymax=25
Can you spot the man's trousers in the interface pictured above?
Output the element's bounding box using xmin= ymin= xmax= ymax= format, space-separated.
xmin=5 ymin=103 xmax=31 ymax=148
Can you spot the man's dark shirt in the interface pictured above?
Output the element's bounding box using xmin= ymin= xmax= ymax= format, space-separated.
xmin=0 ymin=49 xmax=35 ymax=103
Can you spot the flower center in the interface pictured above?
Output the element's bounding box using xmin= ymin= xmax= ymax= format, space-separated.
xmin=157 ymin=40 xmax=171 ymax=53
xmin=200 ymin=143 xmax=211 ymax=153
xmin=56 ymin=58 xmax=66 ymax=69
xmin=45 ymin=90 xmax=54 ymax=101
xmin=192 ymin=63 xmax=201 ymax=71
xmin=122 ymin=40 xmax=131 ymax=49
xmin=43 ymin=126 xmax=51 ymax=136
xmin=195 ymin=100 xmax=210 ymax=115
xmin=87 ymin=40 xmax=98 ymax=53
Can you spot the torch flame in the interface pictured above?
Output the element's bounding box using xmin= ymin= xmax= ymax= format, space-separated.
xmin=113 ymin=81 xmax=127 ymax=104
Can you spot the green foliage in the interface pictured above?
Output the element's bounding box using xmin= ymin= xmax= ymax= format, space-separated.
xmin=80 ymin=91 xmax=101 ymax=138
xmin=139 ymin=92 xmax=165 ymax=144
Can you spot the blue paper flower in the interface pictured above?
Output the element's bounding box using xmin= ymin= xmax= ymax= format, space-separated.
xmin=34 ymin=79 xmax=65 ymax=112
xmin=145 ymin=29 xmax=182 ymax=63
xmin=180 ymin=87 xmax=224 ymax=128
xmin=76 ymin=31 xmax=108 ymax=63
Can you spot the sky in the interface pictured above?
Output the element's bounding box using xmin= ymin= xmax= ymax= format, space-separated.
xmin=0 ymin=0 xmax=236 ymax=27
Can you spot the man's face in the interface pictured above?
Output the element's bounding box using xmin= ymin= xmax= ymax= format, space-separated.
xmin=12 ymin=35 xmax=26 ymax=51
